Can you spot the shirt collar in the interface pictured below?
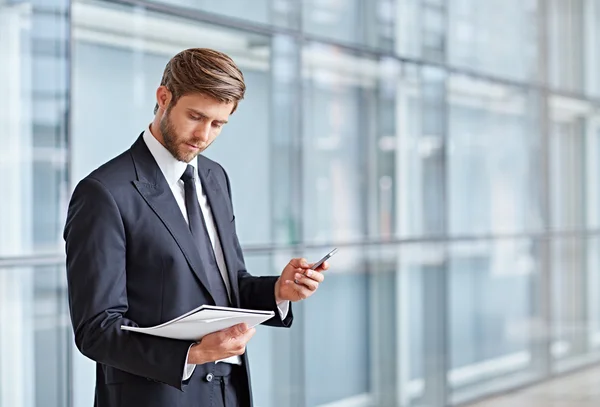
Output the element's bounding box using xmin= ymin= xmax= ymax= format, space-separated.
xmin=142 ymin=126 xmax=199 ymax=186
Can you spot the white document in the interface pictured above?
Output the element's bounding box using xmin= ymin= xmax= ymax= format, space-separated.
xmin=120 ymin=305 xmax=275 ymax=341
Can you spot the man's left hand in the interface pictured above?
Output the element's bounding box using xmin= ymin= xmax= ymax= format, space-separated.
xmin=275 ymin=258 xmax=328 ymax=303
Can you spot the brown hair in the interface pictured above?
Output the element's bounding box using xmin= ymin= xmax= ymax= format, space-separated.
xmin=154 ymin=48 xmax=246 ymax=114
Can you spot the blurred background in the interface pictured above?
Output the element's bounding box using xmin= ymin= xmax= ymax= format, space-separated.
xmin=1 ymin=0 xmax=600 ymax=406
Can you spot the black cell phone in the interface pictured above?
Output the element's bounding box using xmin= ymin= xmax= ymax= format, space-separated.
xmin=310 ymin=248 xmax=338 ymax=270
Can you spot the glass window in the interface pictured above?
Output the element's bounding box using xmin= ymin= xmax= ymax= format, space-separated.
xmin=551 ymin=236 xmax=596 ymax=372
xmin=547 ymin=0 xmax=584 ymax=93
xmin=448 ymin=0 xmax=538 ymax=81
xmin=585 ymin=110 xmax=600 ymax=229
xmin=395 ymin=242 xmax=447 ymax=407
xmin=270 ymin=34 xmax=303 ymax=245
xmin=394 ymin=0 xmax=425 ymax=59
xmin=547 ymin=0 xmax=600 ymax=96
xmin=300 ymin=45 xmax=394 ymax=403
xmin=301 ymin=43 xmax=398 ymax=243
xmin=448 ymin=76 xmax=543 ymax=235
xmin=547 ymin=96 xmax=600 ymax=371
xmin=586 ymin=237 xmax=600 ymax=356
xmin=0 ymin=0 xmax=69 ymax=257
xmin=549 ymin=95 xmax=588 ymax=230
xmin=297 ymin=245 xmax=373 ymax=406
xmin=302 ymin=0 xmax=395 ymax=52
xmin=449 ymin=238 xmax=543 ymax=403
xmin=146 ymin=0 xmax=299 ymax=29
xmin=0 ymin=265 xmax=69 ymax=407
xmin=396 ymin=65 xmax=447 ymax=238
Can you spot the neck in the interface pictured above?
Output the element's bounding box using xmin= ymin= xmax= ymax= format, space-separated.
xmin=149 ymin=118 xmax=166 ymax=148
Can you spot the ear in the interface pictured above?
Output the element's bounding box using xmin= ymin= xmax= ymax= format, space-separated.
xmin=156 ymin=86 xmax=172 ymax=113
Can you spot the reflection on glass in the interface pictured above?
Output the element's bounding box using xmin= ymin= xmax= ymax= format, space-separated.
xmin=586 ymin=114 xmax=600 ymax=229
xmin=302 ymin=0 xmax=395 ymax=51
xmin=547 ymin=0 xmax=584 ymax=93
xmin=302 ymin=246 xmax=369 ymax=407
xmin=394 ymin=239 xmax=547 ymax=406
xmin=146 ymin=0 xmax=299 ymax=28
xmin=551 ymin=236 xmax=600 ymax=373
xmin=0 ymin=265 xmax=69 ymax=407
xmin=395 ymin=243 xmax=446 ymax=407
xmin=0 ymin=0 xmax=69 ymax=257
xmin=586 ymin=237 xmax=600 ymax=354
xmin=301 ymin=43 xmax=399 ymax=243
xmin=448 ymin=239 xmax=542 ymax=403
xmin=448 ymin=0 xmax=538 ymax=81
xmin=549 ymin=95 xmax=588 ymax=230
xmin=448 ymin=75 xmax=542 ymax=235
xmin=396 ymin=66 xmax=449 ymax=238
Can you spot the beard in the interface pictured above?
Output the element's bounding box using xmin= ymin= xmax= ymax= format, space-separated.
xmin=160 ymin=111 xmax=202 ymax=163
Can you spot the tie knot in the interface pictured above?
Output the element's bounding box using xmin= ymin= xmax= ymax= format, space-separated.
xmin=181 ymin=164 xmax=196 ymax=183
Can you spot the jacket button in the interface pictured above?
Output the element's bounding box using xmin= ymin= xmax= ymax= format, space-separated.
xmin=205 ymin=373 xmax=214 ymax=382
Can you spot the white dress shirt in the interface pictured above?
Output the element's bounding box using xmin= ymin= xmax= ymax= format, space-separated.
xmin=142 ymin=128 xmax=289 ymax=380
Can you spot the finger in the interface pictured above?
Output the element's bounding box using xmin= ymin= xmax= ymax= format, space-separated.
xmin=286 ymin=279 xmax=312 ymax=299
xmin=239 ymin=327 xmax=256 ymax=343
xmin=294 ymin=284 xmax=312 ymax=300
xmin=289 ymin=258 xmax=309 ymax=268
xmin=227 ymin=323 xmax=249 ymax=337
xmin=311 ymin=260 xmax=329 ymax=272
xmin=294 ymin=273 xmax=319 ymax=291
xmin=301 ymin=268 xmax=325 ymax=283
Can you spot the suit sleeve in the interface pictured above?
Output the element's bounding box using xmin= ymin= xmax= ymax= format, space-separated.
xmin=64 ymin=177 xmax=194 ymax=390
xmin=219 ymin=165 xmax=293 ymax=328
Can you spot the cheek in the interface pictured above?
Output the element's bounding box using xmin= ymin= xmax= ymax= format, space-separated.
xmin=173 ymin=119 xmax=196 ymax=137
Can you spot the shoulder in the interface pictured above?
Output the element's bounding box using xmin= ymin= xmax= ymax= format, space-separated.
xmin=71 ymin=148 xmax=137 ymax=206
xmin=79 ymin=147 xmax=137 ymax=188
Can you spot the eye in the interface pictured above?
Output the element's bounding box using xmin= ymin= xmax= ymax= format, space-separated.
xmin=189 ymin=115 xmax=201 ymax=121
xmin=212 ymin=122 xmax=222 ymax=129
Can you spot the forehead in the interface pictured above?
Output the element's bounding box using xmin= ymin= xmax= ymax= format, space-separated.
xmin=175 ymin=93 xmax=234 ymax=119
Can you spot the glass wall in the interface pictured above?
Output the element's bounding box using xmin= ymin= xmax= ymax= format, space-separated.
xmin=0 ymin=0 xmax=70 ymax=405
xmin=3 ymin=0 xmax=600 ymax=406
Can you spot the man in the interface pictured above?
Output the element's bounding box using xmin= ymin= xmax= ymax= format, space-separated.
xmin=64 ymin=48 xmax=327 ymax=407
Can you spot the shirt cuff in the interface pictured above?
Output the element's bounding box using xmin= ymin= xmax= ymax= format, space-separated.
xmin=277 ymin=300 xmax=290 ymax=320
xmin=183 ymin=343 xmax=197 ymax=381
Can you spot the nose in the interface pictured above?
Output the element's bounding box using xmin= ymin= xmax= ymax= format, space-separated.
xmin=194 ymin=122 xmax=211 ymax=143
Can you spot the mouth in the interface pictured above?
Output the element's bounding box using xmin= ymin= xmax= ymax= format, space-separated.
xmin=185 ymin=143 xmax=200 ymax=151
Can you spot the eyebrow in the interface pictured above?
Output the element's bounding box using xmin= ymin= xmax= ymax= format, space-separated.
xmin=188 ymin=108 xmax=228 ymax=124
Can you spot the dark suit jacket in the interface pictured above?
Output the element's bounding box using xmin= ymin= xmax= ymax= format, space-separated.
xmin=64 ymin=134 xmax=292 ymax=407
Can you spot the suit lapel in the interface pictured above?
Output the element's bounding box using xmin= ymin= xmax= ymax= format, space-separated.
xmin=129 ymin=136 xmax=215 ymax=304
xmin=198 ymin=164 xmax=241 ymax=307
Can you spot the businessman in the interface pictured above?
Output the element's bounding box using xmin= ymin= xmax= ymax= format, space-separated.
xmin=64 ymin=48 xmax=327 ymax=407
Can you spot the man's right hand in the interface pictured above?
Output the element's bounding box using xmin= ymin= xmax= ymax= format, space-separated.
xmin=187 ymin=323 xmax=256 ymax=365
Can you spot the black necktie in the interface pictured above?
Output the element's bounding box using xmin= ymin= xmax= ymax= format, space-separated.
xmin=181 ymin=165 xmax=230 ymax=306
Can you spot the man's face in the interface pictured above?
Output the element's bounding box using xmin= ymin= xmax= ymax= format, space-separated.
xmin=159 ymin=92 xmax=234 ymax=163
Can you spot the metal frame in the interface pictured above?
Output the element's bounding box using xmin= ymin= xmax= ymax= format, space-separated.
xmin=4 ymin=229 xmax=600 ymax=264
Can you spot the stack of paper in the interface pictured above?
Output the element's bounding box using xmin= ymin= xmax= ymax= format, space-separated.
xmin=121 ymin=305 xmax=275 ymax=341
